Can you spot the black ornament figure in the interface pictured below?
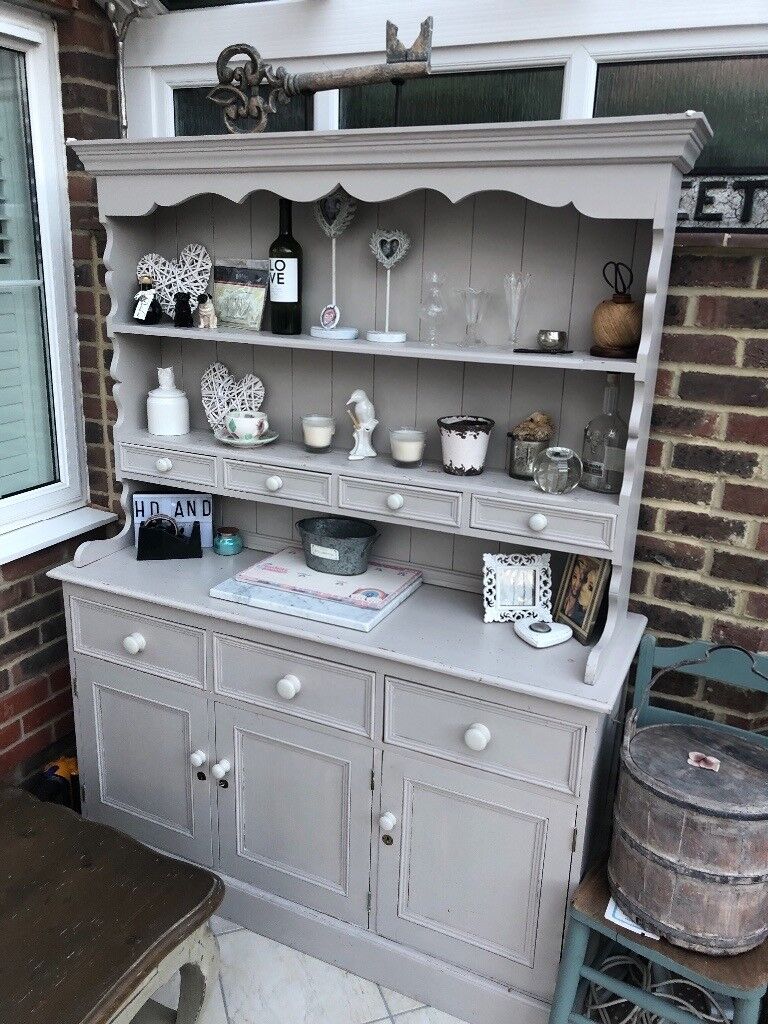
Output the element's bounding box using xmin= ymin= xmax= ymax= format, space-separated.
xmin=174 ymin=291 xmax=194 ymax=328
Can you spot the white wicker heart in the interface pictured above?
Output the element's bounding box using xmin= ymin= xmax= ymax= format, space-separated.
xmin=201 ymin=362 xmax=266 ymax=431
xmin=136 ymin=243 xmax=212 ymax=318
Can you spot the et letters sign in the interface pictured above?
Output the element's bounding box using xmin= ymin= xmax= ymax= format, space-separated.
xmin=679 ymin=175 xmax=768 ymax=231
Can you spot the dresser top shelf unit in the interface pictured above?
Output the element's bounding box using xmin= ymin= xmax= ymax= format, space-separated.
xmin=114 ymin=322 xmax=637 ymax=374
xmin=50 ymin=547 xmax=644 ymax=714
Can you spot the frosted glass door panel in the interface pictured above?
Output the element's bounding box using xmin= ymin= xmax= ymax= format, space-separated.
xmin=0 ymin=46 xmax=56 ymax=501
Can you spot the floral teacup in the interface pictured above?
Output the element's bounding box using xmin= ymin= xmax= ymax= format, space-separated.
xmin=226 ymin=411 xmax=269 ymax=441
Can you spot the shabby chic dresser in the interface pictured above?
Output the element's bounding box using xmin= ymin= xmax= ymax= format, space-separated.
xmin=51 ymin=114 xmax=710 ymax=1024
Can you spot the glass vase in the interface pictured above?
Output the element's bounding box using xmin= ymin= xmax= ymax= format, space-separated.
xmin=503 ymin=271 xmax=532 ymax=349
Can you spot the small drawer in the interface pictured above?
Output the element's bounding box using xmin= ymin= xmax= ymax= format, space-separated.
xmin=470 ymin=494 xmax=616 ymax=553
xmin=223 ymin=460 xmax=331 ymax=506
xmin=214 ymin=635 xmax=374 ymax=737
xmin=119 ymin=443 xmax=217 ymax=488
xmin=339 ymin=477 xmax=462 ymax=529
xmin=384 ymin=677 xmax=584 ymax=796
xmin=70 ymin=597 xmax=206 ymax=687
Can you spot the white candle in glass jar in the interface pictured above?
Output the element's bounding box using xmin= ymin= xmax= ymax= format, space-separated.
xmin=302 ymin=415 xmax=335 ymax=451
xmin=390 ymin=429 xmax=426 ymax=466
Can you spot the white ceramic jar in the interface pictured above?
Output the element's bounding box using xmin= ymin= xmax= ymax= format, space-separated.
xmin=147 ymin=367 xmax=190 ymax=436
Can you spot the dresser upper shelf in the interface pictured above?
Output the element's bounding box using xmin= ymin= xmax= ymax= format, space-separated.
xmin=74 ymin=115 xmax=711 ymax=222
xmin=113 ymin=321 xmax=637 ymax=373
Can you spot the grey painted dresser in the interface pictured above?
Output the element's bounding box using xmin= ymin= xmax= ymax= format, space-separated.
xmin=51 ymin=115 xmax=710 ymax=1024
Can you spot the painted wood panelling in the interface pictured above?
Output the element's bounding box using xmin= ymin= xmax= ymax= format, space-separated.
xmin=147 ymin=191 xmax=648 ymax=585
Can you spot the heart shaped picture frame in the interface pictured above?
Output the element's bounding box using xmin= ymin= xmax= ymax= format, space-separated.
xmin=369 ymin=228 xmax=411 ymax=271
xmin=136 ymin=244 xmax=213 ymax=318
xmin=200 ymin=361 xmax=265 ymax=431
xmin=314 ymin=186 xmax=357 ymax=240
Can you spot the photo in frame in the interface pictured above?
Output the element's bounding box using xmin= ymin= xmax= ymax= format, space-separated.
xmin=552 ymin=554 xmax=611 ymax=644
xmin=482 ymin=552 xmax=552 ymax=623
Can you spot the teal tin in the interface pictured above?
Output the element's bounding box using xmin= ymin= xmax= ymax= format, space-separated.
xmin=214 ymin=527 xmax=243 ymax=556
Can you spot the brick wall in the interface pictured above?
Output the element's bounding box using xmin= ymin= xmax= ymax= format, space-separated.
xmin=631 ymin=240 xmax=768 ymax=726
xmin=0 ymin=0 xmax=117 ymax=783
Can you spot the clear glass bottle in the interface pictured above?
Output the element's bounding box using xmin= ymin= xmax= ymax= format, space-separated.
xmin=580 ymin=373 xmax=628 ymax=493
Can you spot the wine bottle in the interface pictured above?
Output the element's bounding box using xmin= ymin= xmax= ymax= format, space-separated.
xmin=269 ymin=198 xmax=302 ymax=335
xmin=580 ymin=372 xmax=628 ymax=494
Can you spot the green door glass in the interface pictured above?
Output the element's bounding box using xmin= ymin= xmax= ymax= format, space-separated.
xmin=174 ymin=86 xmax=312 ymax=136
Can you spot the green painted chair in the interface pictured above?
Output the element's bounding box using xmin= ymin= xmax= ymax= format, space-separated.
xmin=549 ymin=635 xmax=768 ymax=1024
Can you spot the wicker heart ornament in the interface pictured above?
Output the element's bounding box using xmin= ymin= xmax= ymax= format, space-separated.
xmin=369 ymin=229 xmax=411 ymax=270
xmin=136 ymin=244 xmax=212 ymax=318
xmin=314 ymin=186 xmax=357 ymax=240
xmin=201 ymin=361 xmax=265 ymax=431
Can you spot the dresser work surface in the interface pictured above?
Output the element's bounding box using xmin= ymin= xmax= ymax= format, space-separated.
xmin=51 ymin=547 xmax=639 ymax=713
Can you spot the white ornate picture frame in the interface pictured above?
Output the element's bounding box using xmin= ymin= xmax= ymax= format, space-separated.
xmin=482 ymin=552 xmax=552 ymax=623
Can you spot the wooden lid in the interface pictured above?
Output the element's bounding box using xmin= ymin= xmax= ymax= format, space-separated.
xmin=625 ymin=723 xmax=768 ymax=819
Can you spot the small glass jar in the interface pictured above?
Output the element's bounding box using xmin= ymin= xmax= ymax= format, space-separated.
xmin=214 ymin=527 xmax=243 ymax=556
xmin=507 ymin=435 xmax=550 ymax=480
xmin=302 ymin=414 xmax=335 ymax=453
xmin=532 ymin=446 xmax=582 ymax=494
xmin=390 ymin=429 xmax=426 ymax=468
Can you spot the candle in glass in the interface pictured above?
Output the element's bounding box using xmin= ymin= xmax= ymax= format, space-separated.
xmin=302 ymin=415 xmax=335 ymax=453
xmin=390 ymin=429 xmax=426 ymax=468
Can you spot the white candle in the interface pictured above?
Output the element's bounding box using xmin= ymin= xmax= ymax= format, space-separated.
xmin=390 ymin=429 xmax=426 ymax=467
xmin=302 ymin=415 xmax=335 ymax=452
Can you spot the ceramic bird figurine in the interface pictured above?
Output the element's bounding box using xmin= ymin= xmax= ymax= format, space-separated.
xmin=346 ymin=389 xmax=378 ymax=461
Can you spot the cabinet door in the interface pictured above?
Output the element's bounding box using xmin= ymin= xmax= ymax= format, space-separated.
xmin=215 ymin=705 xmax=373 ymax=927
xmin=75 ymin=656 xmax=213 ymax=865
xmin=376 ymin=751 xmax=576 ymax=999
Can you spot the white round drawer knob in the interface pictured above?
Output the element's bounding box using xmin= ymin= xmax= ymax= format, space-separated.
xmin=276 ymin=674 xmax=301 ymax=700
xmin=265 ymin=475 xmax=283 ymax=492
xmin=379 ymin=812 xmax=397 ymax=832
xmin=211 ymin=759 xmax=231 ymax=781
xmin=122 ymin=632 xmax=146 ymax=656
xmin=190 ymin=750 xmax=207 ymax=768
xmin=155 ymin=457 xmax=173 ymax=473
xmin=386 ymin=493 xmax=405 ymax=511
xmin=464 ymin=723 xmax=491 ymax=752
xmin=528 ymin=513 xmax=548 ymax=532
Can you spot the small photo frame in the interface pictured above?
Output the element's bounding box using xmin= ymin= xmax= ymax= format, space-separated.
xmin=482 ymin=552 xmax=552 ymax=623
xmin=553 ymin=554 xmax=611 ymax=644
xmin=213 ymin=259 xmax=269 ymax=330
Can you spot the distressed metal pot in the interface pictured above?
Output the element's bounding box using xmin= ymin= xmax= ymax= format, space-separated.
xmin=296 ymin=516 xmax=379 ymax=576
xmin=608 ymin=655 xmax=768 ymax=955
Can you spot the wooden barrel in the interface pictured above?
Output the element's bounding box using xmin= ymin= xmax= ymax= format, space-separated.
xmin=608 ymin=713 xmax=768 ymax=955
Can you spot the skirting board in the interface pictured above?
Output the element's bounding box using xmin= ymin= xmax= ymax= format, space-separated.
xmin=218 ymin=872 xmax=550 ymax=1024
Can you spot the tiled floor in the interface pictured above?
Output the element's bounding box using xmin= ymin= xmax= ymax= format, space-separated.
xmin=154 ymin=916 xmax=469 ymax=1024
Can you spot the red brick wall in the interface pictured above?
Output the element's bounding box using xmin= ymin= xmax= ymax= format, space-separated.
xmin=0 ymin=1 xmax=116 ymax=783
xmin=631 ymin=240 xmax=768 ymax=726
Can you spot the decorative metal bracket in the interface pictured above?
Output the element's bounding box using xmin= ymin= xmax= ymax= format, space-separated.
xmin=105 ymin=0 xmax=151 ymax=138
xmin=208 ymin=17 xmax=433 ymax=134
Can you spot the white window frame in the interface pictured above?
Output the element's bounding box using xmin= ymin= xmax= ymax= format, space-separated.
xmin=122 ymin=0 xmax=768 ymax=137
xmin=0 ymin=3 xmax=112 ymax=560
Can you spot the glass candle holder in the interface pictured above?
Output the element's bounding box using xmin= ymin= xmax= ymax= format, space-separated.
xmin=456 ymin=287 xmax=490 ymax=347
xmin=302 ymin=414 xmax=335 ymax=453
xmin=214 ymin=527 xmax=243 ymax=556
xmin=390 ymin=429 xmax=426 ymax=468
xmin=532 ymin=446 xmax=582 ymax=494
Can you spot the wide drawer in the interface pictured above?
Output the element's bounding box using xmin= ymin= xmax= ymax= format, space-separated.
xmin=384 ymin=677 xmax=585 ymax=796
xmin=119 ymin=443 xmax=217 ymax=487
xmin=339 ymin=476 xmax=462 ymax=528
xmin=70 ymin=596 xmax=206 ymax=687
xmin=213 ymin=634 xmax=374 ymax=737
xmin=470 ymin=494 xmax=616 ymax=552
xmin=223 ymin=460 xmax=331 ymax=506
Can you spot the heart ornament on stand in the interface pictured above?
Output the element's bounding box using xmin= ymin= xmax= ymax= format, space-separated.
xmin=310 ymin=187 xmax=359 ymax=340
xmin=136 ymin=244 xmax=212 ymax=318
xmin=367 ymin=228 xmax=411 ymax=343
xmin=201 ymin=361 xmax=265 ymax=432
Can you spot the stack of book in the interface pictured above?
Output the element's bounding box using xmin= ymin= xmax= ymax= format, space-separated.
xmin=210 ymin=547 xmax=423 ymax=632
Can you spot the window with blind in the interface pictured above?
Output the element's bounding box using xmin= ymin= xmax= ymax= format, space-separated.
xmin=0 ymin=45 xmax=57 ymax=503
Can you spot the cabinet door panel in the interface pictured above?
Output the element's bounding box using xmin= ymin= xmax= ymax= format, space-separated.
xmin=215 ymin=705 xmax=373 ymax=927
xmin=376 ymin=752 xmax=575 ymax=998
xmin=75 ymin=656 xmax=213 ymax=865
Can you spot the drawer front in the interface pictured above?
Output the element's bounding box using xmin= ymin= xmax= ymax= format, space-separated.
xmin=223 ymin=460 xmax=331 ymax=506
xmin=119 ymin=443 xmax=217 ymax=487
xmin=70 ymin=597 xmax=206 ymax=687
xmin=214 ymin=634 xmax=374 ymax=737
xmin=470 ymin=494 xmax=616 ymax=553
xmin=339 ymin=477 xmax=462 ymax=528
xmin=384 ymin=677 xmax=584 ymax=796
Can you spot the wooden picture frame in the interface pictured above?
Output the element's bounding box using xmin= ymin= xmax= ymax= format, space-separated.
xmin=482 ymin=552 xmax=552 ymax=623
xmin=553 ymin=554 xmax=611 ymax=644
